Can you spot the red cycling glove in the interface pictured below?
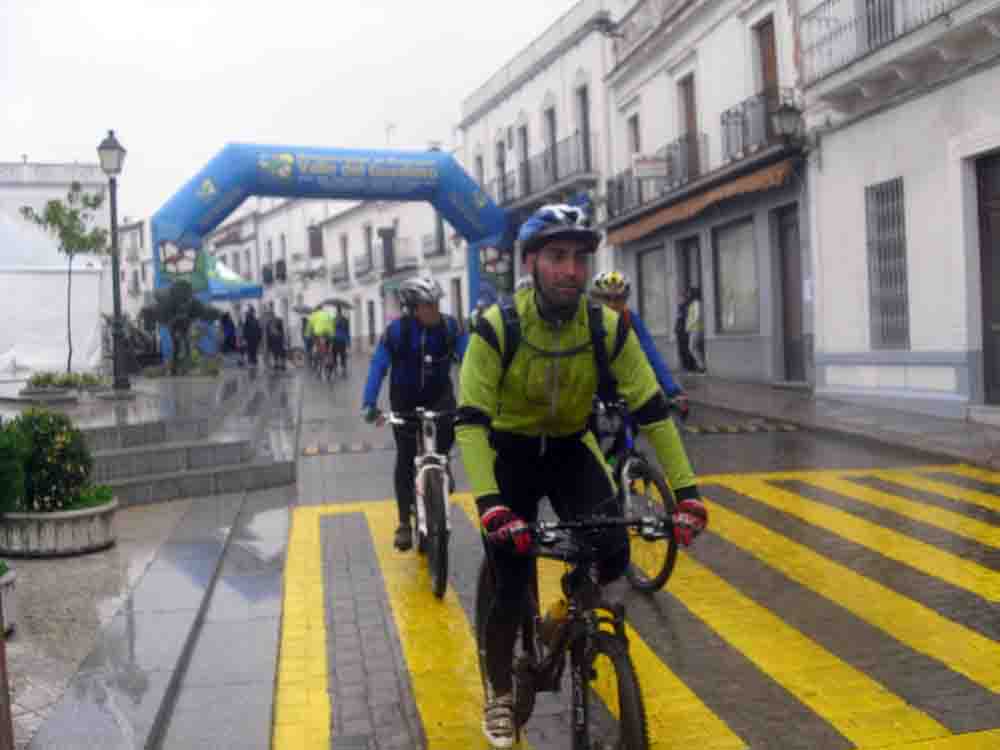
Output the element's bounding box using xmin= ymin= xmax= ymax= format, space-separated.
xmin=671 ymin=498 xmax=708 ymax=546
xmin=481 ymin=505 xmax=532 ymax=555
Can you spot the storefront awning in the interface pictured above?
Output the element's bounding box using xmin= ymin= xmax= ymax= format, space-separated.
xmin=607 ymin=158 xmax=795 ymax=246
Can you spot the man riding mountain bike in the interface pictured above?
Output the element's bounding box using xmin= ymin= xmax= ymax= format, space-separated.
xmin=456 ymin=203 xmax=709 ymax=749
xmin=362 ymin=276 xmax=468 ymax=551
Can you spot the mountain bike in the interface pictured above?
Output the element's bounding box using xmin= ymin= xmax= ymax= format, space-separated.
xmin=475 ymin=514 xmax=671 ymax=749
xmin=384 ymin=408 xmax=454 ymax=598
xmin=595 ymin=397 xmax=682 ymax=592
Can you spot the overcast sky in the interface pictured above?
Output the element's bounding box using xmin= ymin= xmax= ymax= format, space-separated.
xmin=1 ymin=0 xmax=576 ymax=222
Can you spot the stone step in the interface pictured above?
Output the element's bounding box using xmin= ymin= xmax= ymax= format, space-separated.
xmin=81 ymin=371 xmax=252 ymax=452
xmin=91 ymin=438 xmax=254 ymax=482
xmin=107 ymin=459 xmax=295 ymax=507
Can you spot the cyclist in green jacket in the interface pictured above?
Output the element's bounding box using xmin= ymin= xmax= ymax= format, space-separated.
xmin=456 ymin=203 xmax=708 ymax=748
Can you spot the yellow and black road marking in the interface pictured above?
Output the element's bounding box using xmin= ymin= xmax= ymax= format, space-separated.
xmin=684 ymin=421 xmax=799 ymax=434
xmin=275 ymin=463 xmax=1000 ymax=749
xmin=301 ymin=423 xmax=799 ymax=454
xmin=301 ymin=441 xmax=396 ymax=457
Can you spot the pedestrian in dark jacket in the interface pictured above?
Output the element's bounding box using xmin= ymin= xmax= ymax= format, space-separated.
xmin=242 ymin=307 xmax=262 ymax=367
xmin=221 ymin=313 xmax=238 ymax=354
xmin=674 ymin=289 xmax=696 ymax=372
xmin=267 ymin=316 xmax=287 ymax=371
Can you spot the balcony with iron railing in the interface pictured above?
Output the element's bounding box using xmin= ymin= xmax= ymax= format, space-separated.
xmin=489 ymin=133 xmax=599 ymax=207
xmin=354 ymin=253 xmax=378 ymax=279
xmin=607 ymin=132 xmax=708 ymax=219
xmin=331 ymin=261 xmax=350 ymax=284
xmin=720 ymin=88 xmax=790 ymax=163
xmin=801 ymin=0 xmax=967 ymax=84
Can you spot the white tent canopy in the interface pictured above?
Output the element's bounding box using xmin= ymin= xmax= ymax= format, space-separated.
xmin=0 ymin=209 xmax=112 ymax=375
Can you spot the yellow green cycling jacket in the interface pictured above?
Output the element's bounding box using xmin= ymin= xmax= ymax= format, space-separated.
xmin=457 ymin=289 xmax=698 ymax=504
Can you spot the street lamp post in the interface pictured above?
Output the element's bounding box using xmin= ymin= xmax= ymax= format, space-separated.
xmin=97 ymin=130 xmax=130 ymax=393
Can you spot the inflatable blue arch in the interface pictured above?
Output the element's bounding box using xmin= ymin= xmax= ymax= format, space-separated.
xmin=149 ymin=143 xmax=514 ymax=329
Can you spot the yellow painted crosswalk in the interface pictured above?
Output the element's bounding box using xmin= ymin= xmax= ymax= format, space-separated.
xmin=275 ymin=463 xmax=1000 ymax=749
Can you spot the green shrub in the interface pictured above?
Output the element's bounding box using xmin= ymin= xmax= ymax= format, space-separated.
xmin=27 ymin=372 xmax=58 ymax=389
xmin=0 ymin=421 xmax=27 ymax=513
xmin=53 ymin=372 xmax=82 ymax=389
xmin=72 ymin=484 xmax=114 ymax=509
xmin=79 ymin=373 xmax=105 ymax=388
xmin=9 ymin=409 xmax=92 ymax=512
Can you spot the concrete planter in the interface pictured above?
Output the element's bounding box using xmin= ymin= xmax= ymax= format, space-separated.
xmin=0 ymin=569 xmax=15 ymax=634
xmin=0 ymin=499 xmax=118 ymax=557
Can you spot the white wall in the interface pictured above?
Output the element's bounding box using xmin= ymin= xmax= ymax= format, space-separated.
xmin=609 ymin=0 xmax=799 ymax=180
xmin=814 ymin=63 xmax=1000 ymax=359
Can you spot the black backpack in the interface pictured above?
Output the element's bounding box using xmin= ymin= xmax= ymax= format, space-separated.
xmin=387 ymin=314 xmax=461 ymax=363
xmin=476 ymin=297 xmax=628 ymax=404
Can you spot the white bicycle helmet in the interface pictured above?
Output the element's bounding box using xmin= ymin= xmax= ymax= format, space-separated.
xmin=398 ymin=276 xmax=444 ymax=307
xmin=515 ymin=276 xmax=534 ymax=292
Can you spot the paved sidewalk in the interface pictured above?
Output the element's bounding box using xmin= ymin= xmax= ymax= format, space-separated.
xmin=681 ymin=375 xmax=1000 ymax=469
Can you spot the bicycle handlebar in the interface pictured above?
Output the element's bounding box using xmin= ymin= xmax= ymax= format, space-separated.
xmin=383 ymin=409 xmax=457 ymax=427
xmin=524 ymin=515 xmax=673 ymax=563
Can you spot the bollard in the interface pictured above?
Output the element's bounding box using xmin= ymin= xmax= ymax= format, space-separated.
xmin=0 ymin=608 xmax=14 ymax=750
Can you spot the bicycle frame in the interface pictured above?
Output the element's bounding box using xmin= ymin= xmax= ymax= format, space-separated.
xmin=388 ymin=408 xmax=453 ymax=539
xmin=510 ymin=517 xmax=655 ymax=749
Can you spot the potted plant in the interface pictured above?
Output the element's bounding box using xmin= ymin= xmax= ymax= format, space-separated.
xmin=0 ymin=409 xmax=118 ymax=557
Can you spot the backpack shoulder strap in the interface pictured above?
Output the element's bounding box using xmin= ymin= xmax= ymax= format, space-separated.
xmin=497 ymin=296 xmax=521 ymax=383
xmin=446 ymin=315 xmax=459 ymax=357
xmin=587 ymin=302 xmax=619 ymax=403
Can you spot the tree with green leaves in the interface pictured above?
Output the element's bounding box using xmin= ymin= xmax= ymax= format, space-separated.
xmin=141 ymin=280 xmax=220 ymax=375
xmin=20 ymin=181 xmax=109 ymax=374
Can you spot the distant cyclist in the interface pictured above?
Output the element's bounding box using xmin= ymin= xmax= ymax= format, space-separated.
xmin=362 ymin=277 xmax=468 ymax=550
xmin=590 ymin=270 xmax=688 ymax=417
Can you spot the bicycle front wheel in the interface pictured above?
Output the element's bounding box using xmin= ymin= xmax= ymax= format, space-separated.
xmin=622 ymin=455 xmax=678 ymax=592
xmin=584 ymin=631 xmax=648 ymax=750
xmin=424 ymin=471 xmax=449 ymax=598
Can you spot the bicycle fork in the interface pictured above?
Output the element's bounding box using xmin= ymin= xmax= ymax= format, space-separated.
xmin=413 ymin=462 xmax=452 ymax=539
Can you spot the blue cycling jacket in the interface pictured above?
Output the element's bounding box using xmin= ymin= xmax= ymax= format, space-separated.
xmin=363 ymin=315 xmax=468 ymax=410
xmin=630 ymin=311 xmax=681 ymax=397
xmin=334 ymin=316 xmax=350 ymax=345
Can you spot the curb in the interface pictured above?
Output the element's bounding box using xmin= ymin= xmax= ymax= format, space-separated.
xmin=684 ymin=393 xmax=994 ymax=470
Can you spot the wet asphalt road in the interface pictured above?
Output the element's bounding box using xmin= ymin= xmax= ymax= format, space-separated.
xmin=274 ymin=369 xmax=999 ymax=750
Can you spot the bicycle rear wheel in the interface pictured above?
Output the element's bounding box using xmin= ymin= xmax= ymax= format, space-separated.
xmin=622 ymin=455 xmax=678 ymax=592
xmin=424 ymin=471 xmax=449 ymax=598
xmin=584 ymin=631 xmax=648 ymax=750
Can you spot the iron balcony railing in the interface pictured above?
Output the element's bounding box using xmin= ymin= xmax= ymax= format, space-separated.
xmin=801 ymin=0 xmax=965 ymax=83
xmin=607 ymin=132 xmax=708 ymax=219
xmin=331 ymin=262 xmax=349 ymax=283
xmin=354 ymin=254 xmax=376 ymax=277
xmin=490 ymin=133 xmax=599 ymax=206
xmin=720 ymin=88 xmax=789 ymax=162
xmin=275 ymin=259 xmax=287 ymax=282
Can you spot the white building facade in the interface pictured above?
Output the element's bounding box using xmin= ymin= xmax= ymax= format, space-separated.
xmin=800 ymin=0 xmax=1000 ymax=417
xmin=457 ymin=0 xmax=624 ymax=281
xmin=604 ymin=0 xmax=812 ymax=385
xmin=203 ymin=194 xmax=468 ymax=354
